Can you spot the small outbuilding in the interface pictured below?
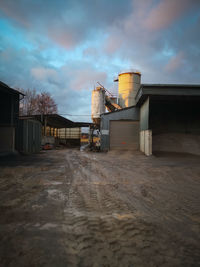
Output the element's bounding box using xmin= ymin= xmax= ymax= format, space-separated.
xmin=15 ymin=118 xmax=42 ymax=154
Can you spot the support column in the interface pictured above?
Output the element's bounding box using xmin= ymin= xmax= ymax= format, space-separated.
xmin=144 ymin=130 xmax=152 ymax=156
xmin=140 ymin=130 xmax=152 ymax=156
xmin=140 ymin=131 xmax=145 ymax=153
xmin=44 ymin=117 xmax=47 ymax=136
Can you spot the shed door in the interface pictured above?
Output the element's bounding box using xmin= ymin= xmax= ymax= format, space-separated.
xmin=110 ymin=121 xmax=139 ymax=150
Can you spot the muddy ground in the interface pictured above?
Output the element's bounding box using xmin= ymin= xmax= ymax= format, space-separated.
xmin=0 ymin=148 xmax=200 ymax=267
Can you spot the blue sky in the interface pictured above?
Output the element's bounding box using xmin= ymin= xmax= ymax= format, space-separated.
xmin=0 ymin=0 xmax=200 ymax=122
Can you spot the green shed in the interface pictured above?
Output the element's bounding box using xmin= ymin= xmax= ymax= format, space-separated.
xmin=16 ymin=118 xmax=42 ymax=154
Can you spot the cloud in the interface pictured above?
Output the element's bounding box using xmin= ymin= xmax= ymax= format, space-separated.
xmin=143 ymin=0 xmax=193 ymax=31
xmin=0 ymin=0 xmax=200 ymax=122
xmin=31 ymin=67 xmax=58 ymax=82
xmin=165 ymin=51 xmax=184 ymax=72
xmin=0 ymin=39 xmax=109 ymax=122
xmin=0 ymin=0 xmax=132 ymax=49
xmin=68 ymin=69 xmax=107 ymax=91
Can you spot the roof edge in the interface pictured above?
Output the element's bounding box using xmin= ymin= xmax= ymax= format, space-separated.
xmin=101 ymin=105 xmax=138 ymax=116
xmin=0 ymin=81 xmax=25 ymax=96
xmin=141 ymin=83 xmax=200 ymax=88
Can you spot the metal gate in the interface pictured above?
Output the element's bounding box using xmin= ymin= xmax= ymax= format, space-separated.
xmin=110 ymin=121 xmax=139 ymax=150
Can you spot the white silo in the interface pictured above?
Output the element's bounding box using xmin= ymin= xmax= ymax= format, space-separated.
xmin=91 ymin=86 xmax=105 ymax=125
xmin=117 ymin=71 xmax=141 ymax=108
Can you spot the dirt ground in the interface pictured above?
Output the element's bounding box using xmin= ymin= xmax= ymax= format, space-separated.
xmin=0 ymin=148 xmax=200 ymax=267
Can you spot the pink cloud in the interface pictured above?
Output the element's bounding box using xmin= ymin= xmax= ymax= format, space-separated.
xmin=143 ymin=0 xmax=191 ymax=31
xmin=0 ymin=1 xmax=30 ymax=28
xmin=47 ymin=27 xmax=77 ymax=49
xmin=68 ymin=69 xmax=107 ymax=91
xmin=0 ymin=1 xmax=84 ymax=49
xmin=165 ymin=51 xmax=184 ymax=72
xmin=104 ymin=31 xmax=124 ymax=54
xmin=31 ymin=67 xmax=58 ymax=81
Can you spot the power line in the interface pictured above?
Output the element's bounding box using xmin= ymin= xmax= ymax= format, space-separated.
xmin=58 ymin=113 xmax=91 ymax=116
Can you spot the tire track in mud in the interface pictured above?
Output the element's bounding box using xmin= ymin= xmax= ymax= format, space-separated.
xmin=65 ymin=151 xmax=133 ymax=215
xmin=1 ymin=149 xmax=199 ymax=266
xmin=62 ymin=211 xmax=185 ymax=266
xmin=61 ymin=150 xmax=199 ymax=266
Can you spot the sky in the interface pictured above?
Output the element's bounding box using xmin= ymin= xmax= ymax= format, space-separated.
xmin=0 ymin=0 xmax=200 ymax=122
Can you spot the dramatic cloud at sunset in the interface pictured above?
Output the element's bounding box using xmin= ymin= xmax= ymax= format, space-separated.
xmin=0 ymin=0 xmax=200 ymax=121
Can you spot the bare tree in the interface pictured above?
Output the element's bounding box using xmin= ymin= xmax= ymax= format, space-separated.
xmin=19 ymin=89 xmax=57 ymax=115
xmin=19 ymin=88 xmax=37 ymax=115
xmin=36 ymin=92 xmax=57 ymax=114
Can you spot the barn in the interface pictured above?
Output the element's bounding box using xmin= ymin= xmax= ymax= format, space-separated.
xmin=0 ymin=81 xmax=24 ymax=155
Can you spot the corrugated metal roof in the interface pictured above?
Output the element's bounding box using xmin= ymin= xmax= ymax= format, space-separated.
xmin=20 ymin=114 xmax=93 ymax=128
xmin=141 ymin=84 xmax=200 ymax=88
xmin=135 ymin=83 xmax=200 ymax=106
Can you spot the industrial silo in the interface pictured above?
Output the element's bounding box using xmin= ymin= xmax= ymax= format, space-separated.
xmin=118 ymin=71 xmax=141 ymax=108
xmin=91 ymin=86 xmax=105 ymax=125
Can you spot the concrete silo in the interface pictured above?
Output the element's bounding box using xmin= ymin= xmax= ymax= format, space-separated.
xmin=117 ymin=71 xmax=141 ymax=108
xmin=91 ymin=86 xmax=105 ymax=125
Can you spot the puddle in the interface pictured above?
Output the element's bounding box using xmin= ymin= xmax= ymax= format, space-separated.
xmin=40 ymin=223 xmax=58 ymax=230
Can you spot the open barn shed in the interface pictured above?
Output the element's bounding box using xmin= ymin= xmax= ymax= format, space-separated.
xmin=136 ymin=84 xmax=200 ymax=155
xmin=21 ymin=114 xmax=92 ymax=148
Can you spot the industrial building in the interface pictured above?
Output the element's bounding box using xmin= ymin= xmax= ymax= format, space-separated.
xmin=91 ymin=71 xmax=200 ymax=156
